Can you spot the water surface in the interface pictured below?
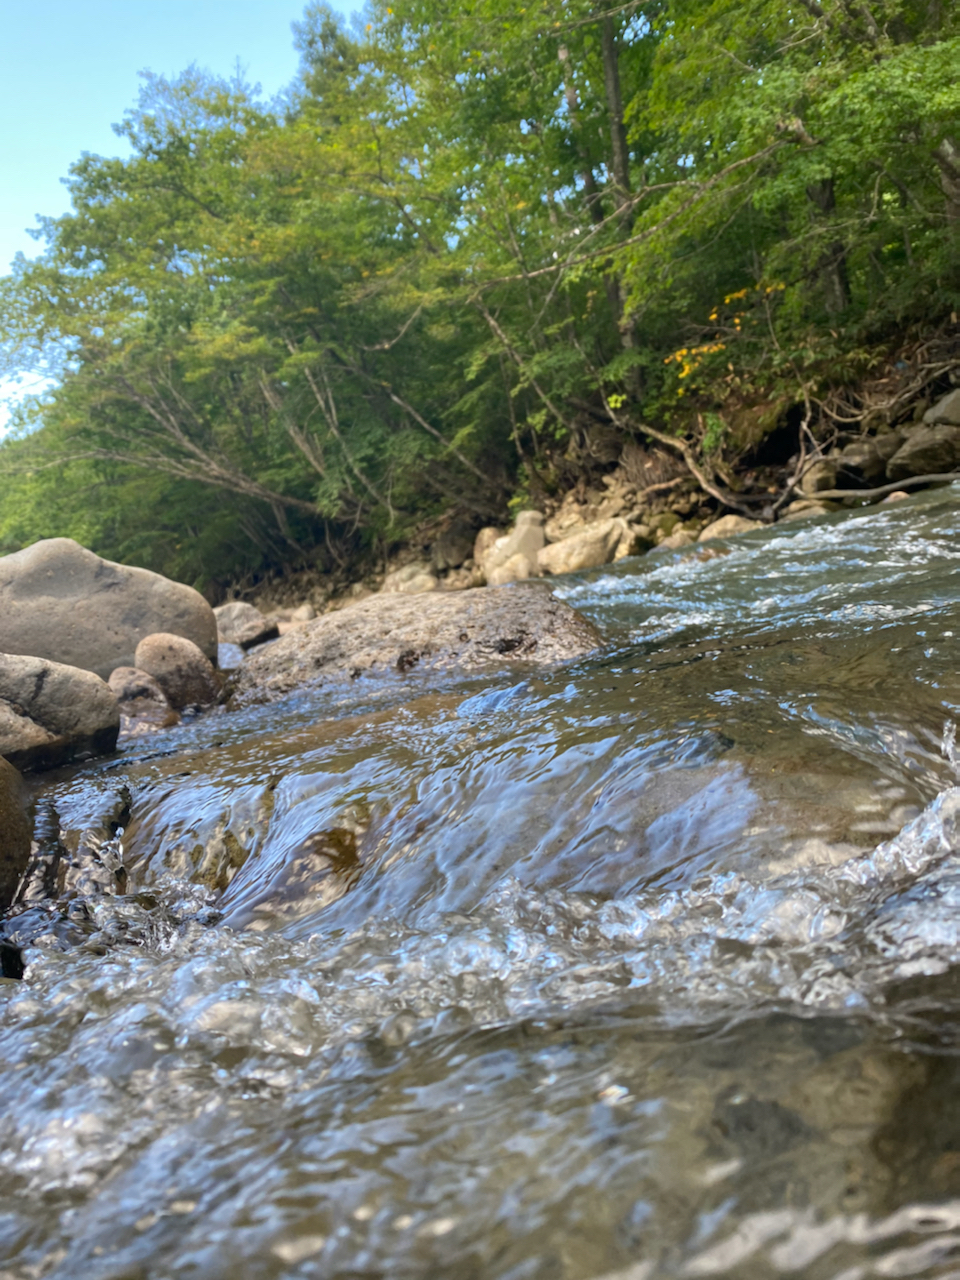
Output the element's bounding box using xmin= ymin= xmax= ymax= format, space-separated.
xmin=4 ymin=489 xmax=960 ymax=1279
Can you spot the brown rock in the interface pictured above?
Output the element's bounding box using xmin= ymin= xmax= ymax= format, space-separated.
xmin=108 ymin=666 xmax=167 ymax=704
xmin=0 ymin=537 xmax=217 ymax=679
xmin=0 ymin=758 xmax=30 ymax=910
xmin=231 ymin=584 xmax=602 ymax=707
xmin=134 ymin=633 xmax=219 ymax=710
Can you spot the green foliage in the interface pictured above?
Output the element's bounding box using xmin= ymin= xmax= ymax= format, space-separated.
xmin=1 ymin=0 xmax=958 ymax=587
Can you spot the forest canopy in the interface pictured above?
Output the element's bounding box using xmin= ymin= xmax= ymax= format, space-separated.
xmin=1 ymin=0 xmax=958 ymax=591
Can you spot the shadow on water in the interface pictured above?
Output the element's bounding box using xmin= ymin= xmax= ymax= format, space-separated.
xmin=4 ymin=488 xmax=960 ymax=1277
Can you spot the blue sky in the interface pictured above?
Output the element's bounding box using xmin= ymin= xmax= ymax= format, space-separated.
xmin=1 ymin=0 xmax=360 ymax=274
xmin=0 ymin=0 xmax=359 ymax=426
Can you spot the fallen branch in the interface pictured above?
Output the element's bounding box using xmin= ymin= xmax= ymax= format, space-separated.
xmin=805 ymin=471 xmax=960 ymax=503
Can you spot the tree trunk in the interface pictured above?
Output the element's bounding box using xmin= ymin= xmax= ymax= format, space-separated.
xmin=806 ymin=178 xmax=851 ymax=313
xmin=600 ymin=14 xmax=631 ymax=213
xmin=934 ymin=137 xmax=960 ymax=223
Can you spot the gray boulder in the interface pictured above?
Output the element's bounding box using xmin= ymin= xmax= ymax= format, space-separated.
xmin=214 ymin=601 xmax=279 ymax=650
xmin=431 ymin=521 xmax=475 ymax=572
xmin=800 ymin=459 xmax=839 ymax=495
xmin=0 ymin=538 xmax=218 ymax=680
xmin=0 ymin=758 xmax=31 ymax=910
xmin=0 ymin=654 xmax=120 ymax=772
xmin=923 ymin=389 xmax=960 ymax=426
xmin=231 ymin=583 xmax=602 ymax=707
xmin=886 ymin=425 xmax=960 ymax=482
xmin=134 ymin=634 xmax=219 ymax=711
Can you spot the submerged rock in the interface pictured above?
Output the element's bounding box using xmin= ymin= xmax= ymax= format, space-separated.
xmin=135 ymin=633 xmax=219 ymax=710
xmin=0 ymin=758 xmax=30 ymax=910
xmin=0 ymin=654 xmax=120 ymax=772
xmin=214 ymin=601 xmax=280 ymax=650
xmin=231 ymin=583 xmax=602 ymax=705
xmin=108 ymin=666 xmax=179 ymax=736
xmin=0 ymin=537 xmax=218 ymax=679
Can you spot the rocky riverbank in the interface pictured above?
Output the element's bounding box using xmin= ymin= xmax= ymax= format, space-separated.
xmin=231 ymin=385 xmax=960 ymax=625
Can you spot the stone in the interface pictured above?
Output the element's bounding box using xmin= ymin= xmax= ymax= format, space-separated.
xmin=0 ymin=537 xmax=218 ymax=680
xmin=473 ymin=527 xmax=502 ymax=564
xmin=381 ymin=563 xmax=439 ymax=595
xmin=659 ymin=528 xmax=696 ymax=549
xmin=614 ymin=525 xmax=653 ymax=559
xmin=697 ymin=514 xmax=764 ymax=542
xmin=108 ymin=666 xmax=178 ymax=736
xmin=0 ymin=653 xmax=120 ymax=772
xmin=923 ymin=389 xmax=960 ymax=426
xmin=487 ymin=552 xmax=534 ymax=586
xmin=537 ymin=518 xmax=626 ymax=575
xmin=780 ymin=499 xmax=839 ymax=522
xmin=431 ymin=522 xmax=475 ymax=573
xmin=481 ymin=511 xmax=545 ymax=582
xmin=214 ymin=601 xmax=280 ymax=650
xmin=881 ymin=490 xmax=911 ymax=504
xmin=837 ymin=439 xmax=886 ymax=484
xmin=0 ymin=758 xmax=31 ymax=910
xmin=544 ymin=506 xmax=590 ymax=544
xmin=800 ymin=459 xmax=839 ymax=495
xmin=231 ymin=584 xmax=602 ymax=707
xmin=885 ymin=424 xmax=960 ymax=482
xmin=108 ymin=667 xmax=167 ymax=704
xmin=650 ymin=512 xmax=681 ymax=539
xmin=290 ymin=603 xmax=316 ymax=622
xmin=134 ymin=633 xmax=219 ymax=710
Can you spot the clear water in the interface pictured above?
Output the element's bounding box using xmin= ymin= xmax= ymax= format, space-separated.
xmin=4 ymin=489 xmax=960 ymax=1280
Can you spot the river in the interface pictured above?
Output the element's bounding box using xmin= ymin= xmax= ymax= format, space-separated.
xmin=3 ymin=487 xmax=960 ymax=1279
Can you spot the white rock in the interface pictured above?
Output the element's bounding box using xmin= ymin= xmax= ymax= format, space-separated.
xmin=698 ymin=515 xmax=763 ymax=542
xmin=381 ymin=564 xmax=439 ymax=595
xmin=537 ymin=518 xmax=626 ymax=575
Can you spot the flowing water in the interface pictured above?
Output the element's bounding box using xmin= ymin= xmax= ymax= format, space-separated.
xmin=4 ymin=489 xmax=960 ymax=1280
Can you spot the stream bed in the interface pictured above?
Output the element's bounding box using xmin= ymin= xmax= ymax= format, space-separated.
xmin=4 ymin=488 xmax=960 ymax=1280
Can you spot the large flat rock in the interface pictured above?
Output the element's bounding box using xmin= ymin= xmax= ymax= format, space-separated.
xmin=231 ymin=583 xmax=602 ymax=706
xmin=0 ymin=538 xmax=218 ymax=679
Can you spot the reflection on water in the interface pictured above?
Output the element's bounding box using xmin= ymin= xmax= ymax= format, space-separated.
xmin=4 ymin=489 xmax=960 ymax=1278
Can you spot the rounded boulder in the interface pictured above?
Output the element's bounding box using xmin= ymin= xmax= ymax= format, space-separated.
xmin=0 ymin=538 xmax=218 ymax=680
xmin=135 ymin=634 xmax=219 ymax=710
